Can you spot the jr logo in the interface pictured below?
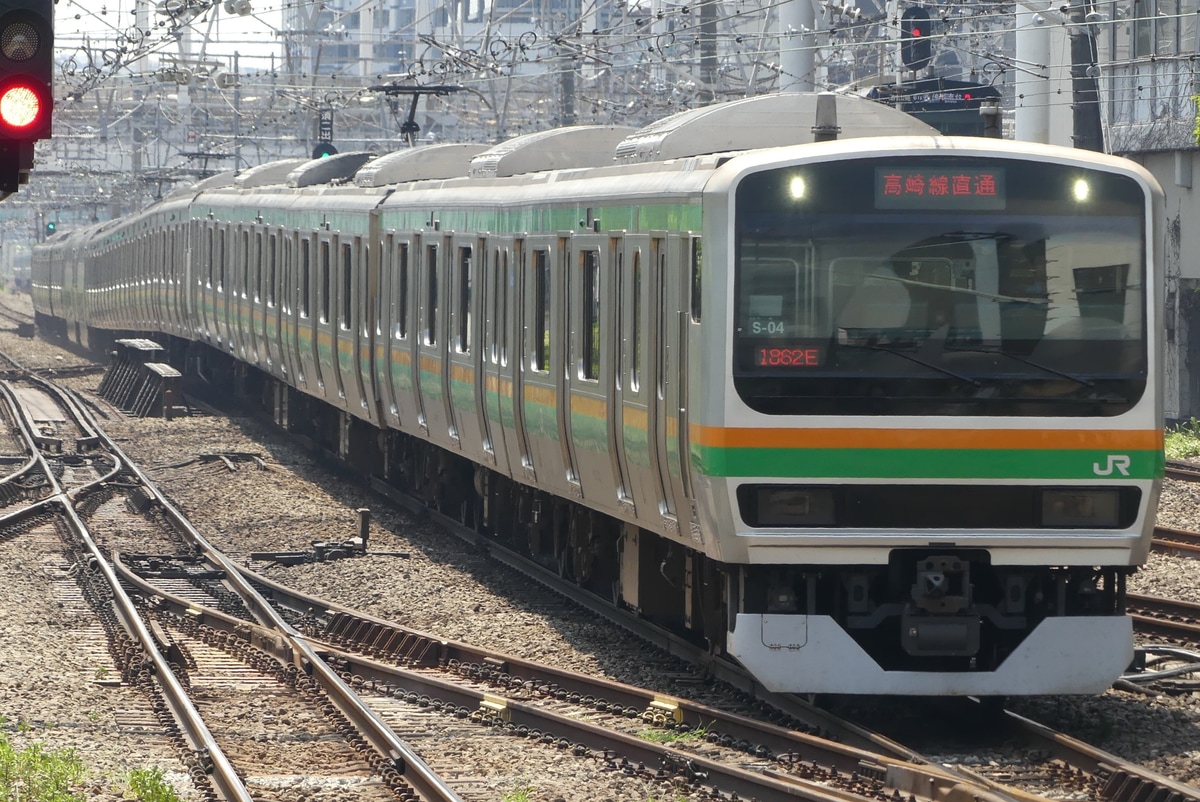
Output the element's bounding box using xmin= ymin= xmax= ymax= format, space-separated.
xmin=1093 ymin=454 xmax=1131 ymax=476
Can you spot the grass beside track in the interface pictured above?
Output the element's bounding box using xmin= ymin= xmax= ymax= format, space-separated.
xmin=0 ymin=719 xmax=181 ymax=802
xmin=1166 ymin=419 xmax=1200 ymax=460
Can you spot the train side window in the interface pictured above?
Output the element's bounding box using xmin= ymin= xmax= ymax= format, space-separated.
xmin=657 ymin=252 xmax=667 ymax=399
xmin=239 ymin=230 xmax=249 ymax=298
xmin=377 ymin=238 xmax=390 ymax=337
xmin=690 ymin=237 xmax=702 ymax=323
xmin=532 ymin=249 xmax=550 ymax=373
xmin=299 ymin=238 xmax=311 ymax=318
xmin=320 ymin=240 xmax=331 ymax=324
xmin=267 ymin=233 xmax=277 ymax=307
xmin=340 ymin=242 xmax=352 ymax=330
xmin=217 ymin=230 xmax=226 ymax=292
xmin=361 ymin=242 xmax=370 ymax=335
xmin=486 ymin=249 xmax=497 ymax=363
xmin=205 ymin=227 xmax=214 ymax=288
xmin=253 ymin=231 xmax=263 ymax=302
xmin=581 ymin=249 xmax=600 ymax=381
xmin=457 ymin=246 xmax=472 ymax=354
xmin=396 ymin=242 xmax=409 ymax=340
xmin=282 ymin=238 xmax=292 ymax=314
xmin=499 ymin=249 xmax=509 ymax=366
xmin=425 ymin=244 xmax=438 ymax=346
xmin=631 ymin=249 xmax=642 ymax=393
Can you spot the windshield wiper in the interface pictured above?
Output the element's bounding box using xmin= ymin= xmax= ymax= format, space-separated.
xmin=944 ymin=346 xmax=1095 ymax=388
xmin=838 ymin=341 xmax=981 ymax=385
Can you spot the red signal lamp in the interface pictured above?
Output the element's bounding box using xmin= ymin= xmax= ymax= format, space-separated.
xmin=0 ymin=82 xmax=41 ymax=129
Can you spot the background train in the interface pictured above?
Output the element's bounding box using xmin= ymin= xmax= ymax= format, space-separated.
xmin=32 ymin=92 xmax=1165 ymax=695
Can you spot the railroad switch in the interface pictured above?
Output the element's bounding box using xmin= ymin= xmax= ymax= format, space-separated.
xmin=250 ymin=537 xmax=409 ymax=565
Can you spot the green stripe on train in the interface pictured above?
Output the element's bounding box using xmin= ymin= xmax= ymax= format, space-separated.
xmin=383 ymin=202 xmax=701 ymax=235
xmin=694 ymin=446 xmax=1165 ymax=480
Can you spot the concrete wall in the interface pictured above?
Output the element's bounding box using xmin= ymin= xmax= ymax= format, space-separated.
xmin=1127 ymin=150 xmax=1198 ymax=422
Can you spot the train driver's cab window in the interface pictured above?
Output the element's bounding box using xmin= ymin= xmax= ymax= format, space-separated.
xmin=732 ymin=158 xmax=1147 ymax=416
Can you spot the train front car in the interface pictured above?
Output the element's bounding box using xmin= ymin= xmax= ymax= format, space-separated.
xmin=698 ymin=137 xmax=1164 ymax=696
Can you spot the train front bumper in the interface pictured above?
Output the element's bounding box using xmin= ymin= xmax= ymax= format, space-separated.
xmin=729 ymin=613 xmax=1133 ymax=695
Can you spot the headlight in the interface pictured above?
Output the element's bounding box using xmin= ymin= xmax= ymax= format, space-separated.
xmin=1041 ymin=489 xmax=1121 ymax=527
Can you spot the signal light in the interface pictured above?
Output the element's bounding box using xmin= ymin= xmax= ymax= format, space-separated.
xmin=312 ymin=141 xmax=338 ymax=159
xmin=0 ymin=1 xmax=53 ymax=142
xmin=0 ymin=83 xmax=41 ymax=129
xmin=900 ymin=6 xmax=933 ymax=72
xmin=44 ymin=219 xmax=54 ymax=235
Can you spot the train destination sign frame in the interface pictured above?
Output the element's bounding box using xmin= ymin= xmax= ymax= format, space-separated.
xmin=874 ymin=166 xmax=1006 ymax=210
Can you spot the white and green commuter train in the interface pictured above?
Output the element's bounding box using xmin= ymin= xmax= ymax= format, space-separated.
xmin=33 ymin=93 xmax=1165 ymax=695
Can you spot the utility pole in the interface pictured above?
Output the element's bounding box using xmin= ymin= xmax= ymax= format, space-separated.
xmin=233 ymin=52 xmax=242 ymax=171
xmin=1068 ymin=0 xmax=1104 ymax=151
xmin=699 ymin=0 xmax=718 ymax=102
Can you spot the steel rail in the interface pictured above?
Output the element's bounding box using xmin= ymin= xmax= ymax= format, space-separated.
xmin=117 ymin=559 xmax=1019 ymax=802
xmin=72 ymin=388 xmax=464 ymax=802
xmin=1127 ymin=593 xmax=1200 ymax=641
xmin=0 ymin=380 xmax=255 ymax=802
xmin=229 ymin=560 xmax=1050 ymax=802
xmin=1165 ymin=460 xmax=1200 ymax=482
xmin=1151 ymin=525 xmax=1200 ymax=558
xmin=991 ymin=705 xmax=1200 ymax=802
xmin=367 ymin=477 xmax=940 ymax=760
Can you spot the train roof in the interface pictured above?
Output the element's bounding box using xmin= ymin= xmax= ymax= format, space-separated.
xmin=355 ymin=143 xmax=488 ymax=187
xmin=196 ymin=92 xmax=941 ymax=196
xmin=613 ymin=92 xmax=939 ymax=164
xmin=287 ymin=151 xmax=374 ymax=187
xmin=467 ymin=126 xmax=637 ymax=178
xmin=235 ymin=158 xmax=309 ymax=188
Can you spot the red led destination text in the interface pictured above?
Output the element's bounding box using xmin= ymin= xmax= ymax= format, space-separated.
xmin=757 ymin=347 xmax=824 ymax=367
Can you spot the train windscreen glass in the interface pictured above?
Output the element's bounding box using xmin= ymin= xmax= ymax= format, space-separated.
xmin=732 ymin=156 xmax=1148 ymax=416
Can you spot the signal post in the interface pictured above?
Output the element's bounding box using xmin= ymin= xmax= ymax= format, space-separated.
xmin=0 ymin=0 xmax=53 ymax=194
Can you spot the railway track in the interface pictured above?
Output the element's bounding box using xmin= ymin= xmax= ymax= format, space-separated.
xmin=1165 ymin=460 xmax=1200 ymax=482
xmin=113 ymin=490 xmax=1007 ymax=801
xmin=1152 ymin=524 xmax=1200 ymax=558
xmin=0 ymin=373 xmax=464 ymax=802
xmin=1127 ymin=593 xmax=1200 ymax=642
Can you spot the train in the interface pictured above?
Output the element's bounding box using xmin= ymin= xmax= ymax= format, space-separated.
xmin=32 ymin=92 xmax=1165 ymax=696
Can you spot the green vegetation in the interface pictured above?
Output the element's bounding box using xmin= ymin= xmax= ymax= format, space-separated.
xmin=1166 ymin=419 xmax=1200 ymax=459
xmin=0 ymin=725 xmax=86 ymax=802
xmin=0 ymin=718 xmax=183 ymax=802
xmin=1194 ymin=95 xmax=1200 ymax=145
xmin=500 ymin=782 xmax=536 ymax=802
xmin=124 ymin=767 xmax=182 ymax=802
xmin=636 ymin=726 xmax=708 ymax=744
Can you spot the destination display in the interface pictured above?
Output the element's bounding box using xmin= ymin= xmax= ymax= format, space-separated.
xmin=875 ymin=166 xmax=1006 ymax=210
